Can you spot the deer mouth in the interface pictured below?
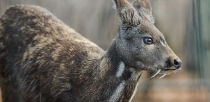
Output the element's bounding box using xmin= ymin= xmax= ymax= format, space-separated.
xmin=161 ymin=68 xmax=177 ymax=71
xmin=148 ymin=67 xmax=182 ymax=79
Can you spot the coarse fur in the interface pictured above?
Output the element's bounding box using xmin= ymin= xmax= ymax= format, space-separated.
xmin=0 ymin=0 xmax=182 ymax=102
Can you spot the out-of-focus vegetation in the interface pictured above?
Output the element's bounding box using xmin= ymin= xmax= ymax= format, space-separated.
xmin=0 ymin=0 xmax=209 ymax=102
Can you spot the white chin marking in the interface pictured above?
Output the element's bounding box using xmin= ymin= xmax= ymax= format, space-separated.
xmin=116 ymin=62 xmax=125 ymax=77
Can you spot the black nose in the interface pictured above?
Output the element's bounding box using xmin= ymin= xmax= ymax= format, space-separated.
xmin=174 ymin=58 xmax=182 ymax=69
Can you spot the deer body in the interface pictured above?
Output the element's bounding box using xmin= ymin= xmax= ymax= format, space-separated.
xmin=0 ymin=0 xmax=182 ymax=102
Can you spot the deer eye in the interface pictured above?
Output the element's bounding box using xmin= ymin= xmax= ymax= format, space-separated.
xmin=143 ymin=37 xmax=153 ymax=44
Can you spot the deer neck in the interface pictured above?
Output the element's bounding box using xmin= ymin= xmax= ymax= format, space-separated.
xmin=98 ymin=41 xmax=143 ymax=101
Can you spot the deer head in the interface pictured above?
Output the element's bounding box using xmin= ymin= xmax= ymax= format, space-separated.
xmin=112 ymin=0 xmax=182 ymax=77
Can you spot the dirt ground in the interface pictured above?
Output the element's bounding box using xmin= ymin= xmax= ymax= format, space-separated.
xmin=132 ymin=71 xmax=209 ymax=102
xmin=133 ymin=86 xmax=208 ymax=102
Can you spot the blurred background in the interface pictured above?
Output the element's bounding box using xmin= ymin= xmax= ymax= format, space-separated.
xmin=0 ymin=0 xmax=209 ymax=102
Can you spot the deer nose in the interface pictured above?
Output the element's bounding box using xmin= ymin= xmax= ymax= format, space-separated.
xmin=174 ymin=58 xmax=182 ymax=69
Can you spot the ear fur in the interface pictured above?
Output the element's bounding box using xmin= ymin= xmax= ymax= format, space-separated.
xmin=112 ymin=0 xmax=141 ymax=26
xmin=133 ymin=0 xmax=155 ymax=23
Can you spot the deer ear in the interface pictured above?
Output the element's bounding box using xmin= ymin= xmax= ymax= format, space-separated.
xmin=133 ymin=0 xmax=154 ymax=23
xmin=112 ymin=0 xmax=141 ymax=26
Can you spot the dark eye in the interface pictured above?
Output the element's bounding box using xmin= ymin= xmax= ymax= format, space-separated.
xmin=143 ymin=37 xmax=153 ymax=44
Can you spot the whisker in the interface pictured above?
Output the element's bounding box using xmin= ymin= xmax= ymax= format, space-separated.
xmin=148 ymin=69 xmax=161 ymax=80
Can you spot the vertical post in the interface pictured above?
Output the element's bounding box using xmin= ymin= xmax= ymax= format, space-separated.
xmin=186 ymin=0 xmax=204 ymax=78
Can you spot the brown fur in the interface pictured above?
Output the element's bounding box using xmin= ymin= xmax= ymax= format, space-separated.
xmin=0 ymin=0 xmax=181 ymax=102
xmin=0 ymin=5 xmax=104 ymax=102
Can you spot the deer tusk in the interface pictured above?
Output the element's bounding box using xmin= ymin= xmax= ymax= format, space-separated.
xmin=148 ymin=69 xmax=161 ymax=80
xmin=160 ymin=67 xmax=182 ymax=78
xmin=159 ymin=74 xmax=167 ymax=79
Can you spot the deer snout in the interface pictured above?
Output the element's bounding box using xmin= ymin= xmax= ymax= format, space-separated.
xmin=166 ymin=47 xmax=182 ymax=69
xmin=174 ymin=58 xmax=182 ymax=69
xmin=168 ymin=56 xmax=182 ymax=69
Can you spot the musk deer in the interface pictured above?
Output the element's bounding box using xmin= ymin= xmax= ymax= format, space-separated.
xmin=0 ymin=0 xmax=182 ymax=102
